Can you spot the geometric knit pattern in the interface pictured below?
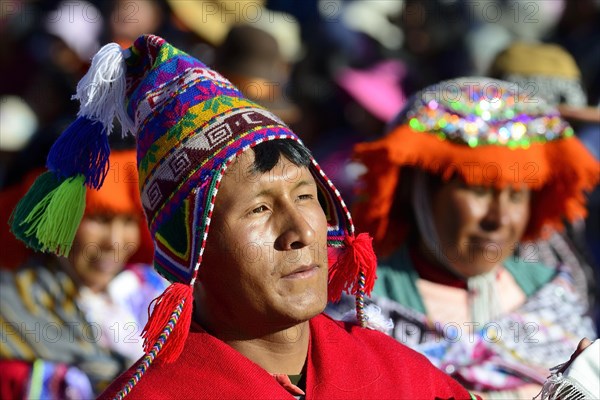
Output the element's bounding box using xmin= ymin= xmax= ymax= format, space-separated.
xmin=124 ymin=35 xmax=351 ymax=285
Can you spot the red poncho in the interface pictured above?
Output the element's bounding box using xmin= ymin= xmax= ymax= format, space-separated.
xmin=100 ymin=314 xmax=474 ymax=399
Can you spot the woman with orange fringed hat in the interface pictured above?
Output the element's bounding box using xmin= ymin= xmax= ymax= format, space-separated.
xmin=0 ymin=147 xmax=168 ymax=399
xmin=329 ymin=77 xmax=599 ymax=399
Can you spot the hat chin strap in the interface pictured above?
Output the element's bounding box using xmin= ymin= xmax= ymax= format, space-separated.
xmin=411 ymin=171 xmax=500 ymax=325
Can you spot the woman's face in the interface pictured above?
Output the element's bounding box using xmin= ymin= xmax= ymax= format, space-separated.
xmin=69 ymin=213 xmax=141 ymax=293
xmin=429 ymin=178 xmax=531 ymax=277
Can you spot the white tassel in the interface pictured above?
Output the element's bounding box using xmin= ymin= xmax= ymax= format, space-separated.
xmin=342 ymin=304 xmax=394 ymax=335
xmin=536 ymin=339 xmax=600 ymax=400
xmin=535 ymin=373 xmax=587 ymax=400
xmin=74 ymin=42 xmax=134 ymax=136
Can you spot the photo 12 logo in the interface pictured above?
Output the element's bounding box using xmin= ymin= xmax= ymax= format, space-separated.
xmin=394 ymin=320 xmax=540 ymax=345
xmin=1 ymin=321 xmax=145 ymax=345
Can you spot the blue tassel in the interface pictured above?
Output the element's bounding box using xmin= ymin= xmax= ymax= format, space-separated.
xmin=47 ymin=116 xmax=110 ymax=189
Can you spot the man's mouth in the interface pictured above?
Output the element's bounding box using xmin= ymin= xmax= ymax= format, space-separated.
xmin=282 ymin=264 xmax=320 ymax=280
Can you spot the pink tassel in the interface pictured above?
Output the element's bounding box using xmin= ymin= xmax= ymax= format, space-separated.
xmin=328 ymin=233 xmax=378 ymax=302
xmin=141 ymin=282 xmax=194 ymax=364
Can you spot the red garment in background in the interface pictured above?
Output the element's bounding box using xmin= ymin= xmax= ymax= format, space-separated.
xmin=0 ymin=360 xmax=31 ymax=399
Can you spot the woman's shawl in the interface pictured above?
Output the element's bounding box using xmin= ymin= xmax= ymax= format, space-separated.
xmin=0 ymin=259 xmax=167 ymax=397
xmin=327 ymin=255 xmax=596 ymax=392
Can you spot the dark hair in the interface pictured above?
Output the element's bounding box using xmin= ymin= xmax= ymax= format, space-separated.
xmin=389 ymin=167 xmax=446 ymax=246
xmin=250 ymin=139 xmax=312 ymax=173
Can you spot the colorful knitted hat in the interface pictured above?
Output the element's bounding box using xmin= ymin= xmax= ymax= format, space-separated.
xmin=353 ymin=77 xmax=599 ymax=255
xmin=10 ymin=34 xmax=377 ymax=387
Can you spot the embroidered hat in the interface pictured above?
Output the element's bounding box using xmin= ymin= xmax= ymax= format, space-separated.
xmin=353 ymin=77 xmax=599 ymax=255
xmin=10 ymin=34 xmax=377 ymax=390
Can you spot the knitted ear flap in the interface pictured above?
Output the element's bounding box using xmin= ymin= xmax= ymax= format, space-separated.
xmin=10 ymin=43 xmax=134 ymax=257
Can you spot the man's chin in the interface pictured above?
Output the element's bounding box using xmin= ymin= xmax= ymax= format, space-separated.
xmin=283 ymin=298 xmax=327 ymax=324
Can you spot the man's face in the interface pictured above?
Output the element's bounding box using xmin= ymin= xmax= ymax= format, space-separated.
xmin=196 ymin=150 xmax=329 ymax=334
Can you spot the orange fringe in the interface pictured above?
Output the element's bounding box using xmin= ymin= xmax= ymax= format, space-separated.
xmin=353 ymin=125 xmax=599 ymax=255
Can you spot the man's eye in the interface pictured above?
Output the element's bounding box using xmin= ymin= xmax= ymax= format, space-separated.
xmin=251 ymin=205 xmax=268 ymax=214
xmin=298 ymin=194 xmax=314 ymax=200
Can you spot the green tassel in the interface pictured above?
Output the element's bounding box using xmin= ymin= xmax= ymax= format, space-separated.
xmin=10 ymin=172 xmax=62 ymax=250
xmin=22 ymin=175 xmax=86 ymax=257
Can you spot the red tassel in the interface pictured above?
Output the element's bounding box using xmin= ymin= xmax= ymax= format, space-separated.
xmin=141 ymin=282 xmax=194 ymax=364
xmin=328 ymin=233 xmax=378 ymax=302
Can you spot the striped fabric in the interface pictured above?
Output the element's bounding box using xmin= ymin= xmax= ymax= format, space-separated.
xmin=0 ymin=258 xmax=123 ymax=394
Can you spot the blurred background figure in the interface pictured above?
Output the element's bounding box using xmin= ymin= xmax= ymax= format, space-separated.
xmin=213 ymin=15 xmax=302 ymax=125
xmin=167 ymin=0 xmax=266 ymax=48
xmin=489 ymin=40 xmax=600 ymax=331
xmin=1 ymin=0 xmax=599 ymax=396
xmin=490 ymin=41 xmax=587 ymax=107
xmin=548 ymin=0 xmax=600 ymax=106
xmin=328 ymin=78 xmax=598 ymax=399
xmin=106 ymin=0 xmax=165 ymax=48
xmin=1 ymin=0 xmax=103 ymax=192
xmin=0 ymin=95 xmax=38 ymax=187
xmin=166 ymin=0 xmax=268 ymax=65
xmin=45 ymin=0 xmax=103 ymax=71
xmin=311 ymin=59 xmax=408 ymax=202
xmin=465 ymin=0 xmax=566 ymax=76
xmin=335 ymin=60 xmax=407 ymax=125
xmin=0 ymin=147 xmax=166 ymax=399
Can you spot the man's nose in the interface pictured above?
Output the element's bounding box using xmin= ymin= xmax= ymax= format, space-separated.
xmin=274 ymin=206 xmax=316 ymax=251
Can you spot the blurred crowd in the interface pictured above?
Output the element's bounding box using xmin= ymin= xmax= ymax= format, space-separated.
xmin=0 ymin=0 xmax=599 ymax=398
xmin=0 ymin=0 xmax=600 ymax=332
xmin=1 ymin=0 xmax=599 ymax=246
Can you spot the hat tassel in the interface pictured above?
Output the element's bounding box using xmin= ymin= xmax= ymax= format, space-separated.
xmin=328 ymin=233 xmax=378 ymax=326
xmin=47 ymin=42 xmax=133 ymax=190
xmin=74 ymin=42 xmax=133 ymax=135
xmin=21 ymin=175 xmax=86 ymax=257
xmin=10 ymin=42 xmax=135 ymax=258
xmin=46 ymin=117 xmax=110 ymax=189
xmin=141 ymin=283 xmax=194 ymax=364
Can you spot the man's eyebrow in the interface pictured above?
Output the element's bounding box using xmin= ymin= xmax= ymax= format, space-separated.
xmin=251 ymin=179 xmax=316 ymax=199
xmin=293 ymin=179 xmax=317 ymax=190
